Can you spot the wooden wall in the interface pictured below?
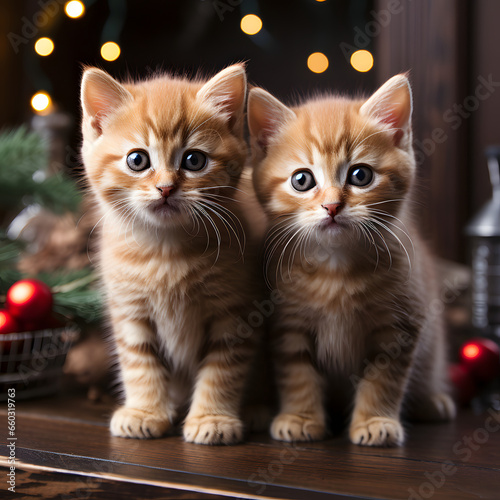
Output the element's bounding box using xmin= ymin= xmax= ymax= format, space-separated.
xmin=0 ymin=2 xmax=24 ymax=127
xmin=469 ymin=0 xmax=500 ymax=215
xmin=375 ymin=0 xmax=470 ymax=262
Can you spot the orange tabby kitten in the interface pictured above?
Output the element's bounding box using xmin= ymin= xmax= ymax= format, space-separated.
xmin=80 ymin=65 xmax=259 ymax=444
xmin=248 ymin=74 xmax=456 ymax=447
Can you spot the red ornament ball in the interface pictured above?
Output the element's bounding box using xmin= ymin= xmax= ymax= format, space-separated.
xmin=20 ymin=320 xmax=45 ymax=333
xmin=449 ymin=363 xmax=477 ymax=405
xmin=0 ymin=309 xmax=19 ymax=335
xmin=6 ymin=279 xmax=53 ymax=322
xmin=460 ymin=338 xmax=500 ymax=382
xmin=0 ymin=309 xmax=20 ymax=352
xmin=19 ymin=314 xmax=62 ymax=332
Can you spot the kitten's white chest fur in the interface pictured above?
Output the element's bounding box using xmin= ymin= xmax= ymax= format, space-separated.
xmin=103 ymin=230 xmax=207 ymax=376
xmin=153 ymin=296 xmax=205 ymax=377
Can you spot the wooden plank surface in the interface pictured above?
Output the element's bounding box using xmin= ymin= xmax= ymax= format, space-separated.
xmin=9 ymin=466 xmax=233 ymax=500
xmin=1 ymin=392 xmax=500 ymax=499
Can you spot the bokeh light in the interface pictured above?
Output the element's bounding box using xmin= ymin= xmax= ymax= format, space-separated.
xmin=64 ymin=1 xmax=85 ymax=18
xmin=31 ymin=92 xmax=53 ymax=114
xmin=240 ymin=14 xmax=263 ymax=35
xmin=463 ymin=344 xmax=480 ymax=359
xmin=9 ymin=282 xmax=36 ymax=303
xmin=101 ymin=42 xmax=121 ymax=62
xmin=307 ymin=52 xmax=329 ymax=73
xmin=350 ymin=50 xmax=374 ymax=73
xmin=34 ymin=37 xmax=54 ymax=56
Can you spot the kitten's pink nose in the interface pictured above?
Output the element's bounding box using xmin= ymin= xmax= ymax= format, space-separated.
xmin=157 ymin=185 xmax=176 ymax=198
xmin=322 ymin=203 xmax=342 ymax=218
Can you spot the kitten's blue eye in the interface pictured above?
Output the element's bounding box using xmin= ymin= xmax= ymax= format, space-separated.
xmin=127 ymin=151 xmax=150 ymax=172
xmin=181 ymin=151 xmax=207 ymax=171
xmin=348 ymin=165 xmax=373 ymax=187
xmin=291 ymin=170 xmax=316 ymax=192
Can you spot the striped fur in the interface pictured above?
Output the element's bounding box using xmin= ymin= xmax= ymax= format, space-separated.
xmin=80 ymin=65 xmax=260 ymax=444
xmin=248 ymin=75 xmax=455 ymax=447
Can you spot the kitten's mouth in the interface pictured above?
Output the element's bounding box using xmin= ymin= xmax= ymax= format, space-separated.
xmin=320 ymin=216 xmax=342 ymax=231
xmin=149 ymin=198 xmax=181 ymax=217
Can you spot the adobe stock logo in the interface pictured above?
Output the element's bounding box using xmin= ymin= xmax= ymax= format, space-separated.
xmin=408 ymin=409 xmax=500 ymax=500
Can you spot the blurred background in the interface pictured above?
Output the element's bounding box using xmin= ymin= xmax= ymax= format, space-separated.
xmin=1 ymin=0 xmax=500 ymax=263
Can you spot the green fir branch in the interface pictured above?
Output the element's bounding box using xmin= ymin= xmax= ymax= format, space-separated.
xmin=53 ymin=288 xmax=103 ymax=324
xmin=30 ymin=172 xmax=82 ymax=214
xmin=0 ymin=232 xmax=23 ymax=294
xmin=38 ymin=269 xmax=103 ymax=323
xmin=0 ymin=127 xmax=46 ymax=178
xmin=0 ymin=127 xmax=82 ymax=214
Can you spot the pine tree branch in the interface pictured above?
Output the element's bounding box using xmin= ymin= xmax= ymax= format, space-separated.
xmin=0 ymin=127 xmax=82 ymax=214
xmin=0 ymin=232 xmax=23 ymax=294
xmin=38 ymin=269 xmax=103 ymax=323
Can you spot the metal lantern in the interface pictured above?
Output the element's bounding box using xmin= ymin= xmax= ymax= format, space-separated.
xmin=466 ymin=146 xmax=500 ymax=340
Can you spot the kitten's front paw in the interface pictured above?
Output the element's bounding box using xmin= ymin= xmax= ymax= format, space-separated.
xmin=110 ymin=407 xmax=171 ymax=439
xmin=350 ymin=417 xmax=404 ymax=447
xmin=432 ymin=393 xmax=457 ymax=420
xmin=411 ymin=393 xmax=457 ymax=422
xmin=270 ymin=413 xmax=326 ymax=442
xmin=183 ymin=415 xmax=243 ymax=445
xmin=425 ymin=393 xmax=457 ymax=421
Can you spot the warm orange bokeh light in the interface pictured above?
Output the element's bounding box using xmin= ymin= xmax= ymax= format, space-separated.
xmin=65 ymin=1 xmax=85 ymax=18
xmin=240 ymin=14 xmax=263 ymax=35
xmin=34 ymin=37 xmax=54 ymax=56
xmin=31 ymin=92 xmax=53 ymax=115
xmin=101 ymin=41 xmax=121 ymax=61
xmin=350 ymin=50 xmax=374 ymax=73
xmin=463 ymin=344 xmax=480 ymax=359
xmin=307 ymin=52 xmax=329 ymax=73
xmin=9 ymin=282 xmax=36 ymax=305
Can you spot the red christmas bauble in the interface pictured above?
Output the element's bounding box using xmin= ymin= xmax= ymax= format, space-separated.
xmin=6 ymin=279 xmax=53 ymax=322
xmin=20 ymin=314 xmax=63 ymax=332
xmin=0 ymin=309 xmax=19 ymax=334
xmin=20 ymin=320 xmax=44 ymax=333
xmin=460 ymin=338 xmax=500 ymax=382
xmin=449 ymin=363 xmax=477 ymax=405
xmin=0 ymin=309 xmax=20 ymax=352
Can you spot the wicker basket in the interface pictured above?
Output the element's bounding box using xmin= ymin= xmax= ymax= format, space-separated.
xmin=0 ymin=326 xmax=79 ymax=400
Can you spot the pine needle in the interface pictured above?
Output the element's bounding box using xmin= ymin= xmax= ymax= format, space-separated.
xmin=0 ymin=127 xmax=82 ymax=214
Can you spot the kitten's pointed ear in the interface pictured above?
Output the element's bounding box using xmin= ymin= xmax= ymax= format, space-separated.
xmin=248 ymin=88 xmax=296 ymax=151
xmin=360 ymin=74 xmax=412 ymax=146
xmin=81 ymin=68 xmax=132 ymax=136
xmin=196 ymin=64 xmax=247 ymax=132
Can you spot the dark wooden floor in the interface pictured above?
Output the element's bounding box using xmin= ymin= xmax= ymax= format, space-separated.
xmin=1 ymin=390 xmax=500 ymax=499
